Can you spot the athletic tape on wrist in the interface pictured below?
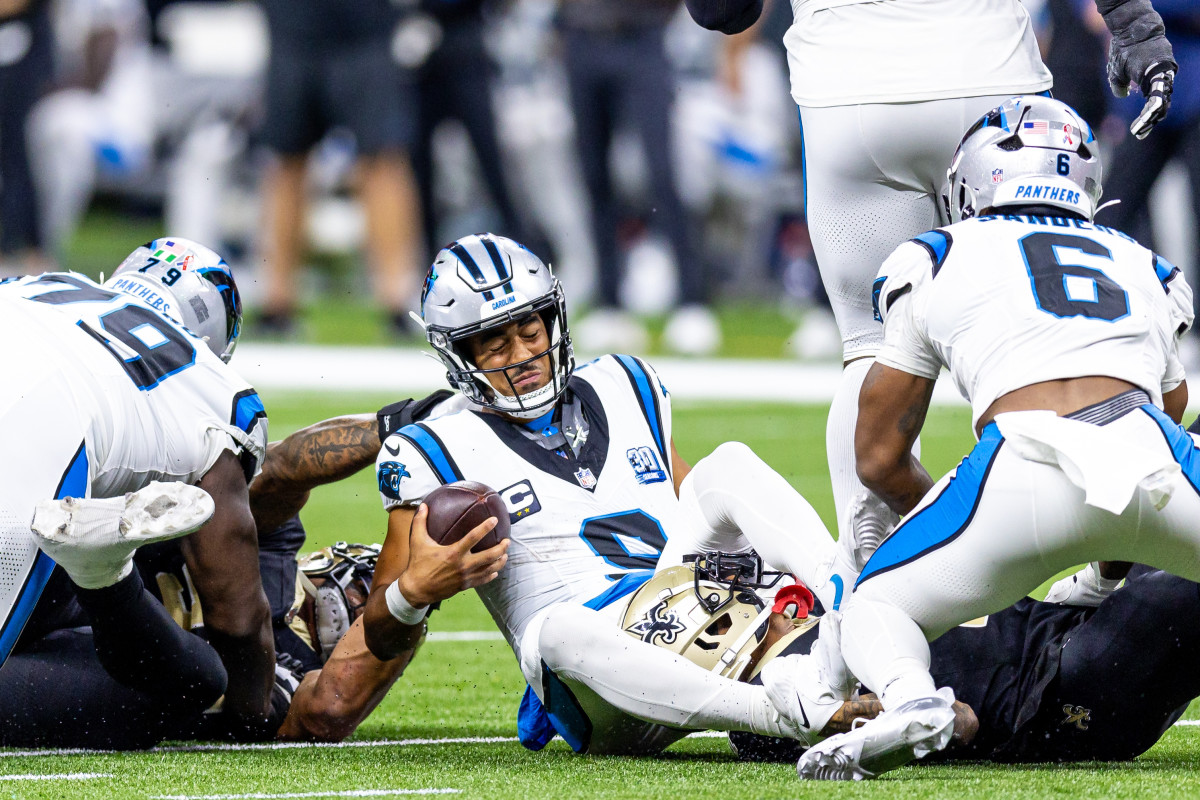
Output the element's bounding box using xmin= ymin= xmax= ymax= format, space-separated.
xmin=385 ymin=580 xmax=430 ymax=625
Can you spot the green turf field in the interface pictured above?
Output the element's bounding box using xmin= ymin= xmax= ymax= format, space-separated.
xmin=4 ymin=395 xmax=1198 ymax=798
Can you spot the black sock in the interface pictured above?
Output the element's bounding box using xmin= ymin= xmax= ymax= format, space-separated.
xmin=74 ymin=569 xmax=227 ymax=712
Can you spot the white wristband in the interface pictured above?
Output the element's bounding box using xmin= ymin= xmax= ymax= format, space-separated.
xmin=385 ymin=580 xmax=429 ymax=626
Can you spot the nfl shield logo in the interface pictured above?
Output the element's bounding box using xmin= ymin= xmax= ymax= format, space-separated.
xmin=574 ymin=467 xmax=597 ymax=489
xmin=991 ymin=168 xmax=1004 ymax=184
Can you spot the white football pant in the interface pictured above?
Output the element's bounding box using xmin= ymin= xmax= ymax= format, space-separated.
xmin=799 ymin=95 xmax=1015 ymax=536
xmin=839 ymin=408 xmax=1200 ymax=710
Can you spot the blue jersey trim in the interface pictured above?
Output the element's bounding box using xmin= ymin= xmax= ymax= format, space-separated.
xmin=857 ymin=425 xmax=1005 ymax=588
xmin=584 ymin=570 xmax=654 ymax=611
xmin=516 ymin=570 xmax=653 ymax=752
xmin=1154 ymin=254 xmax=1180 ymax=293
xmin=912 ymin=230 xmax=953 ymax=277
xmin=1141 ymin=405 xmax=1200 ymax=496
xmin=0 ymin=441 xmax=89 ymax=665
xmin=398 ymin=423 xmax=463 ymax=485
xmin=613 ymin=355 xmax=667 ymax=466
xmin=231 ymin=390 xmax=266 ymax=433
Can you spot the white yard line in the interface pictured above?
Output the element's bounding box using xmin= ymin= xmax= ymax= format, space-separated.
xmin=1 ymin=720 xmax=1195 ymax=760
xmin=0 ymin=737 xmax=517 ymax=759
xmin=152 ymin=790 xmax=458 ymax=800
xmin=426 ymin=631 xmax=505 ymax=642
xmin=0 ymin=772 xmax=112 ymax=781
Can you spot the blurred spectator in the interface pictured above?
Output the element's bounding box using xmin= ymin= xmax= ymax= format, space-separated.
xmin=559 ymin=0 xmax=721 ymax=356
xmin=1096 ymin=1 xmax=1199 ymax=316
xmin=1041 ymin=0 xmax=1110 ymax=125
xmin=408 ymin=0 xmax=537 ymax=259
xmin=256 ymin=0 xmax=422 ymax=337
xmin=0 ymin=0 xmax=52 ymax=273
xmin=25 ymin=0 xmax=154 ymax=265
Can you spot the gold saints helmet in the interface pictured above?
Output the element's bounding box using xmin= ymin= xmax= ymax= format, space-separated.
xmin=620 ymin=552 xmax=789 ymax=682
xmin=289 ymin=542 xmax=383 ymax=662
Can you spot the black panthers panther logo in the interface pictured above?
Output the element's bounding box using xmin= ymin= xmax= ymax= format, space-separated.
xmin=626 ymin=599 xmax=688 ymax=645
xmin=378 ymin=461 xmax=411 ymax=499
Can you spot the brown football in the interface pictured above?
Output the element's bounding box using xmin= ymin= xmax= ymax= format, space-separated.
xmin=422 ymin=480 xmax=511 ymax=552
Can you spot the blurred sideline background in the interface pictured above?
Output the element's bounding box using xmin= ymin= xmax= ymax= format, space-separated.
xmin=0 ymin=0 xmax=1196 ymax=362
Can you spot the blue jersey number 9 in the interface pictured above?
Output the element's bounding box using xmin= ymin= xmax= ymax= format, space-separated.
xmin=28 ymin=274 xmax=197 ymax=390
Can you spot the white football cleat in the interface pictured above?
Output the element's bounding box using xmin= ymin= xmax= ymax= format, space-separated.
xmin=797 ymin=687 xmax=957 ymax=780
xmin=31 ymin=481 xmax=215 ymax=589
xmin=761 ymin=653 xmax=846 ymax=746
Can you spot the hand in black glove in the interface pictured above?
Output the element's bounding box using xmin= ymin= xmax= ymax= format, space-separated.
xmin=1098 ymin=0 xmax=1177 ymax=139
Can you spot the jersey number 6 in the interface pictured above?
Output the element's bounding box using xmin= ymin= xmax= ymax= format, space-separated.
xmin=1018 ymin=232 xmax=1130 ymax=322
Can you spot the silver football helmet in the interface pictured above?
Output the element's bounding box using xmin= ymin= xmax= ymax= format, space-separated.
xmin=105 ymin=237 xmax=243 ymax=362
xmin=943 ymin=96 xmax=1103 ymax=223
xmin=420 ymin=233 xmax=573 ymax=420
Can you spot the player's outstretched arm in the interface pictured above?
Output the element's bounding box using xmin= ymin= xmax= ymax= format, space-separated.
xmin=250 ymin=392 xmax=456 ymax=533
xmin=855 ymin=363 xmax=936 ymax=516
xmin=277 ymin=616 xmax=421 ymax=742
xmin=250 ymin=414 xmax=379 ymax=534
xmin=1095 ymin=0 xmax=1176 ymax=138
xmin=185 ymin=451 xmax=276 ymax=733
xmin=684 ymin=0 xmax=763 ymax=34
xmin=363 ymin=505 xmax=508 ymax=660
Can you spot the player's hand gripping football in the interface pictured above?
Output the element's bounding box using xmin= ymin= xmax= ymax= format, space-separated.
xmin=396 ymin=504 xmax=510 ymax=608
xmin=1099 ymin=0 xmax=1176 ymax=139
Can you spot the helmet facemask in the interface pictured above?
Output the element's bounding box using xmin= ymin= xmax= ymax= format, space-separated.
xmin=296 ymin=542 xmax=382 ymax=663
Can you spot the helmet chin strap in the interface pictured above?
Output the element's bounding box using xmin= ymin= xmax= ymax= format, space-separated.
xmin=488 ymin=381 xmax=560 ymax=420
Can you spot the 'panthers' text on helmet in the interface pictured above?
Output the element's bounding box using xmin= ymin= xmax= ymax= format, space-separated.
xmin=943 ymin=96 xmax=1102 ymax=223
xmin=420 ymin=233 xmax=574 ymax=420
xmin=105 ymin=237 xmax=243 ymax=363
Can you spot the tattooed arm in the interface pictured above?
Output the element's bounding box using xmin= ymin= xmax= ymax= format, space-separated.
xmin=854 ymin=363 xmax=936 ymax=516
xmin=249 ymin=414 xmax=380 ymax=534
xmin=821 ymin=693 xmax=978 ymax=746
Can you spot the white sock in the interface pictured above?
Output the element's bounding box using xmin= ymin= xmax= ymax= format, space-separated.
xmin=839 ymin=597 xmax=938 ymax=710
xmin=827 ymin=358 xmax=873 ymax=540
xmin=539 ymin=603 xmax=793 ymax=737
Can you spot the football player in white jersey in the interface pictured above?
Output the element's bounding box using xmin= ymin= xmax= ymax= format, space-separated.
xmin=793 ymin=95 xmax=1200 ymax=779
xmin=362 ymin=233 xmax=867 ymax=754
xmin=685 ymin=0 xmax=1177 ymax=559
xmin=0 ymin=238 xmax=278 ymax=744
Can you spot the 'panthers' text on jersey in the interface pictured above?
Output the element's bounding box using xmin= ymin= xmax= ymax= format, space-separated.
xmin=376 ymin=355 xmax=684 ymax=664
xmin=873 ymin=215 xmax=1194 ymax=431
xmin=0 ymin=273 xmax=267 ymax=492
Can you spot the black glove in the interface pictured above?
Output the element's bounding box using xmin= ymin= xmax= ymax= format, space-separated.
xmin=1097 ymin=0 xmax=1177 ymax=139
xmin=685 ymin=0 xmax=764 ymax=35
xmin=376 ymin=389 xmax=455 ymax=442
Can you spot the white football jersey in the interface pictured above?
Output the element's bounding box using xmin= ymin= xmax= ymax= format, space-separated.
xmin=376 ymin=355 xmax=686 ymax=664
xmin=0 ymin=273 xmax=267 ymax=495
xmin=874 ymin=214 xmax=1194 ymax=431
xmin=784 ymin=0 xmax=1052 ymax=107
